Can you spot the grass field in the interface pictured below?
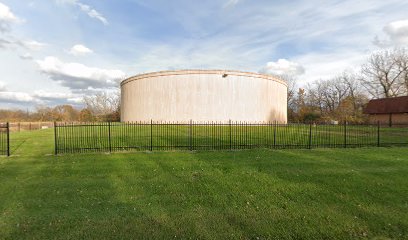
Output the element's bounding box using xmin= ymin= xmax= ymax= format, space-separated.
xmin=1 ymin=129 xmax=408 ymax=239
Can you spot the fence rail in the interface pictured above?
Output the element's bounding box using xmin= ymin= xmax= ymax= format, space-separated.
xmin=54 ymin=121 xmax=408 ymax=154
xmin=0 ymin=122 xmax=10 ymax=156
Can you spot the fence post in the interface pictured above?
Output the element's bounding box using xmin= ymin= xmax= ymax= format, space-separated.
xmin=108 ymin=121 xmax=112 ymax=152
xmin=273 ymin=121 xmax=277 ymax=149
xmin=150 ymin=119 xmax=153 ymax=151
xmin=308 ymin=122 xmax=312 ymax=149
xmin=344 ymin=121 xmax=347 ymax=148
xmin=189 ymin=119 xmax=193 ymax=151
xmin=54 ymin=121 xmax=57 ymax=155
xmin=6 ymin=122 xmax=10 ymax=157
xmin=377 ymin=121 xmax=380 ymax=147
xmin=229 ymin=119 xmax=232 ymax=150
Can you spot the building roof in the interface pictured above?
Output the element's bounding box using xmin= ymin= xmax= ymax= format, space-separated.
xmin=364 ymin=96 xmax=408 ymax=114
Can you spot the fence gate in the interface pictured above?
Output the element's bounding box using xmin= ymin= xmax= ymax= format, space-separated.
xmin=0 ymin=122 xmax=10 ymax=156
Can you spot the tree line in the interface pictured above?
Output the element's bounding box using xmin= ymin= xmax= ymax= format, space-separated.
xmin=287 ymin=47 xmax=408 ymax=123
xmin=0 ymin=92 xmax=120 ymax=122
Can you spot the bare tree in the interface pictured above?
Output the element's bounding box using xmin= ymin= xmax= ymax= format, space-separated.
xmin=264 ymin=74 xmax=299 ymax=121
xmin=336 ymin=72 xmax=365 ymax=110
xmin=306 ymin=81 xmax=325 ymax=115
xmin=325 ymin=79 xmax=349 ymax=112
xmin=83 ymin=91 xmax=120 ymax=121
xmin=361 ymin=48 xmax=407 ymax=98
xmin=306 ymin=78 xmax=349 ymax=115
xmin=278 ymin=74 xmax=297 ymax=111
xmin=395 ymin=48 xmax=408 ymax=95
xmin=303 ymin=72 xmax=368 ymax=123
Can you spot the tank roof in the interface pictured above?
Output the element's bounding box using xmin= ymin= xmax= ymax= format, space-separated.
xmin=120 ymin=69 xmax=287 ymax=87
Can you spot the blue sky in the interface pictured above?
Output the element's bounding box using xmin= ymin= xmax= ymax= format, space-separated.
xmin=0 ymin=0 xmax=408 ymax=109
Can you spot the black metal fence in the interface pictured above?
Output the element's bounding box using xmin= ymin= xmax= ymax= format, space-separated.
xmin=54 ymin=121 xmax=408 ymax=154
xmin=0 ymin=122 xmax=10 ymax=156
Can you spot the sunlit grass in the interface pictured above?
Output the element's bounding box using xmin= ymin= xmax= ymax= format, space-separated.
xmin=0 ymin=129 xmax=407 ymax=239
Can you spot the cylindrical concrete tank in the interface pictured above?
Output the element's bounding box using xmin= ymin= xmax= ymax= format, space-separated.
xmin=121 ymin=70 xmax=287 ymax=123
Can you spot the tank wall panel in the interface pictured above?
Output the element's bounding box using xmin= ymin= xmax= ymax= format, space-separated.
xmin=121 ymin=71 xmax=287 ymax=123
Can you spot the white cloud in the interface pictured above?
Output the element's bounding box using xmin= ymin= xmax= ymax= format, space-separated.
xmin=0 ymin=3 xmax=45 ymax=52
xmin=0 ymin=84 xmax=85 ymax=105
xmin=0 ymin=2 xmax=21 ymax=32
xmin=18 ymin=40 xmax=46 ymax=51
xmin=383 ymin=19 xmax=408 ymax=45
xmin=0 ymin=89 xmax=79 ymax=105
xmin=223 ymin=0 xmax=240 ymax=8
xmin=67 ymin=97 xmax=83 ymax=104
xmin=0 ymin=81 xmax=35 ymax=103
xmin=0 ymin=81 xmax=6 ymax=91
xmin=0 ymin=37 xmax=12 ymax=48
xmin=0 ymin=36 xmax=46 ymax=51
xmin=69 ymin=44 xmax=93 ymax=56
xmin=260 ymin=59 xmax=305 ymax=76
xmin=0 ymin=91 xmax=35 ymax=103
xmin=33 ymin=90 xmax=74 ymax=100
xmin=78 ymin=3 xmax=108 ymax=25
xmin=293 ymin=50 xmax=367 ymax=85
xmin=372 ymin=35 xmax=390 ymax=48
xmin=36 ymin=56 xmax=125 ymax=91
xmin=0 ymin=2 xmax=18 ymax=22
xmin=60 ymin=0 xmax=108 ymax=25
xmin=19 ymin=52 xmax=33 ymax=60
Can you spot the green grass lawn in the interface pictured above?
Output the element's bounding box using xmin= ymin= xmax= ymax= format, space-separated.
xmin=0 ymin=129 xmax=408 ymax=239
